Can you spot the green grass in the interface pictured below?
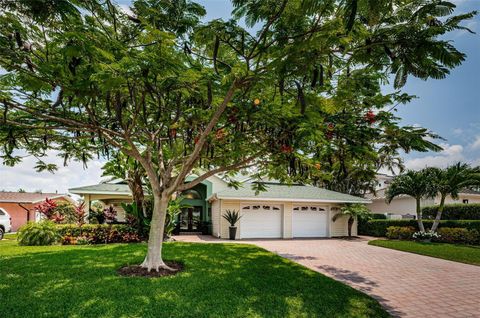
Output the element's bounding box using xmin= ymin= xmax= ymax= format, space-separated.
xmin=0 ymin=239 xmax=388 ymax=318
xmin=369 ymin=240 xmax=480 ymax=266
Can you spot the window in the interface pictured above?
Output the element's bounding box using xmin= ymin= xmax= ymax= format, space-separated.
xmin=263 ymin=205 xmax=271 ymax=210
xmin=0 ymin=210 xmax=4 ymax=216
xmin=272 ymin=206 xmax=280 ymax=211
xmin=463 ymin=199 xmax=469 ymax=204
xmin=182 ymin=189 xmax=202 ymax=200
xmin=242 ymin=206 xmax=250 ymax=210
xmin=293 ymin=207 xmax=299 ymax=211
xmin=252 ymin=205 xmax=260 ymax=210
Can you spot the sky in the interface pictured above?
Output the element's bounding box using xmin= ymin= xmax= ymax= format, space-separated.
xmin=0 ymin=0 xmax=479 ymax=194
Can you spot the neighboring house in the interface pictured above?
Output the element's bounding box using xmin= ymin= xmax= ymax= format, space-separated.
xmin=69 ymin=175 xmax=370 ymax=239
xmin=0 ymin=192 xmax=75 ymax=231
xmin=368 ymin=174 xmax=480 ymax=217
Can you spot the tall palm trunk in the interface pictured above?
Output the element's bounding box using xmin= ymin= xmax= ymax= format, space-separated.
xmin=140 ymin=192 xmax=175 ymax=272
xmin=415 ymin=197 xmax=425 ymax=233
xmin=431 ymin=195 xmax=446 ymax=232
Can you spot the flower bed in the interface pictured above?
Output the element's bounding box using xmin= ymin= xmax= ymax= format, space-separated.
xmin=57 ymin=224 xmax=141 ymax=245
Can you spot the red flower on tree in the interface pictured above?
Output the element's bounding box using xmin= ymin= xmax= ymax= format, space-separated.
xmin=365 ymin=110 xmax=376 ymax=124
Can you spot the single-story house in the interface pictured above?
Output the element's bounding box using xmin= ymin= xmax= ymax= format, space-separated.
xmin=367 ymin=174 xmax=480 ymax=217
xmin=0 ymin=192 xmax=75 ymax=231
xmin=69 ymin=175 xmax=370 ymax=239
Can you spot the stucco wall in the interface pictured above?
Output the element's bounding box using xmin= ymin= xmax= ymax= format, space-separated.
xmin=219 ymin=200 xmax=241 ymax=239
xmin=216 ymin=200 xmax=356 ymax=239
xmin=211 ymin=200 xmax=220 ymax=237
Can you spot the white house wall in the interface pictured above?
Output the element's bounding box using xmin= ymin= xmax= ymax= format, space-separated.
xmin=216 ymin=199 xmax=353 ymax=239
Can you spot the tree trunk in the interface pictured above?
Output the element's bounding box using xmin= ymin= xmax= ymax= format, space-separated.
xmin=431 ymin=195 xmax=445 ymax=232
xmin=416 ymin=197 xmax=425 ymax=233
xmin=347 ymin=216 xmax=354 ymax=237
xmin=140 ymin=192 xmax=176 ymax=272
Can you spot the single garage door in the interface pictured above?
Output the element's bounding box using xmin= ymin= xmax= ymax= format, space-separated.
xmin=292 ymin=205 xmax=328 ymax=237
xmin=240 ymin=204 xmax=282 ymax=238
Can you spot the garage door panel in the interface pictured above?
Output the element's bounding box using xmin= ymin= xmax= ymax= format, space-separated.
xmin=293 ymin=205 xmax=327 ymax=237
xmin=240 ymin=204 xmax=282 ymax=238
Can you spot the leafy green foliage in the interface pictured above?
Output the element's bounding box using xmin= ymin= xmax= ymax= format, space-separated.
xmin=386 ymin=226 xmax=416 ymax=240
xmin=222 ymin=209 xmax=241 ymax=227
xmin=359 ymin=219 xmax=480 ymax=237
xmin=17 ymin=221 xmax=60 ymax=246
xmin=57 ymin=224 xmax=140 ymax=244
xmin=423 ymin=203 xmax=480 ymax=220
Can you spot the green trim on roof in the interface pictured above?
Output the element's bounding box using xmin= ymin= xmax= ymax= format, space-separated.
xmin=213 ymin=183 xmax=369 ymax=203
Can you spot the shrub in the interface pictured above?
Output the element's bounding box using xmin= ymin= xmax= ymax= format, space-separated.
xmin=57 ymin=224 xmax=141 ymax=245
xmin=371 ymin=213 xmax=387 ymax=220
xmin=386 ymin=226 xmax=415 ymax=240
xmin=435 ymin=227 xmax=480 ymax=245
xmin=17 ymin=221 xmax=60 ymax=246
xmin=359 ymin=219 xmax=480 ymax=237
xmin=422 ymin=203 xmax=480 ymax=220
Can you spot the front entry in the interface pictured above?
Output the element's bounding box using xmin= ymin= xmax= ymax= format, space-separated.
xmin=179 ymin=206 xmax=202 ymax=232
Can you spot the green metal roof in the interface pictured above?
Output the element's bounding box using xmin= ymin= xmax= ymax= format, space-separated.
xmin=212 ymin=182 xmax=370 ymax=203
xmin=69 ymin=183 xmax=131 ymax=195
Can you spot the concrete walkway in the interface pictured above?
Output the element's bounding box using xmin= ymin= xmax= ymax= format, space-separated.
xmin=175 ymin=235 xmax=480 ymax=317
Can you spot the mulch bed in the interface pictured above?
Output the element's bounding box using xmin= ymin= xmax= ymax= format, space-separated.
xmin=117 ymin=261 xmax=184 ymax=277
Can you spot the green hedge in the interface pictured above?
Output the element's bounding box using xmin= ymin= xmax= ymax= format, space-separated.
xmin=57 ymin=224 xmax=141 ymax=245
xmin=358 ymin=219 xmax=480 ymax=237
xmin=422 ymin=203 xmax=480 ymax=220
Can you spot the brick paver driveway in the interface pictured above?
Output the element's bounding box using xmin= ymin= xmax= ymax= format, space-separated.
xmin=176 ymin=235 xmax=480 ymax=317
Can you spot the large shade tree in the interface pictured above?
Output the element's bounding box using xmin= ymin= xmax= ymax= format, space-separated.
xmin=0 ymin=0 xmax=475 ymax=271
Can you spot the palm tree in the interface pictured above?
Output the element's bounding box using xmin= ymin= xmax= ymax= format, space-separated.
xmin=385 ymin=169 xmax=436 ymax=233
xmin=429 ymin=163 xmax=480 ymax=232
xmin=332 ymin=204 xmax=371 ymax=237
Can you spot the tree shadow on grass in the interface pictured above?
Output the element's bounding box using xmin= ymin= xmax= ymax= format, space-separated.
xmin=0 ymin=242 xmax=389 ymax=318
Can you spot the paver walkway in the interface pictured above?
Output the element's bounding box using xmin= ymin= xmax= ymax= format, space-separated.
xmin=175 ymin=235 xmax=480 ymax=317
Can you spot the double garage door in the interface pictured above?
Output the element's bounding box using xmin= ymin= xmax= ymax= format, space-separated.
xmin=239 ymin=203 xmax=328 ymax=238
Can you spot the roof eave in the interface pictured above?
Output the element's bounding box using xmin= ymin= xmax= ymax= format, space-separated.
xmin=215 ymin=196 xmax=371 ymax=204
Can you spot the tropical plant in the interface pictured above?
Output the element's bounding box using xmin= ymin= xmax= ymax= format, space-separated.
xmin=332 ymin=204 xmax=371 ymax=237
xmin=165 ymin=197 xmax=187 ymax=238
xmin=74 ymin=202 xmax=86 ymax=227
xmin=222 ymin=210 xmax=241 ymax=227
xmin=104 ymin=206 xmax=117 ymax=223
xmin=34 ymin=198 xmax=58 ymax=220
xmin=17 ymin=221 xmax=60 ymax=246
xmin=0 ymin=0 xmax=475 ymax=271
xmin=122 ymin=202 xmax=148 ymax=235
xmin=385 ymin=169 xmax=437 ymax=232
xmin=428 ymin=163 xmax=480 ymax=231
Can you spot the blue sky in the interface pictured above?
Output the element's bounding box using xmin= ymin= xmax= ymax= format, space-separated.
xmin=1 ymin=0 xmax=478 ymax=193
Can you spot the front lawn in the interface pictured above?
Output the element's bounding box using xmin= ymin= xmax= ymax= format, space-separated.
xmin=369 ymin=240 xmax=480 ymax=266
xmin=0 ymin=239 xmax=388 ymax=318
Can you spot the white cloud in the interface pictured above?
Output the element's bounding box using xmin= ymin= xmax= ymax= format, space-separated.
xmin=404 ymin=143 xmax=465 ymax=170
xmin=0 ymin=150 xmax=105 ymax=195
xmin=453 ymin=128 xmax=463 ymax=135
xmin=470 ymin=136 xmax=480 ymax=150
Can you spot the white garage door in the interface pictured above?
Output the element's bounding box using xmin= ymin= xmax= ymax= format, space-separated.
xmin=240 ymin=204 xmax=282 ymax=238
xmin=292 ymin=205 xmax=328 ymax=237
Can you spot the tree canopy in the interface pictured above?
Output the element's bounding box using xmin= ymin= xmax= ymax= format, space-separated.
xmin=0 ymin=0 xmax=476 ymax=270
